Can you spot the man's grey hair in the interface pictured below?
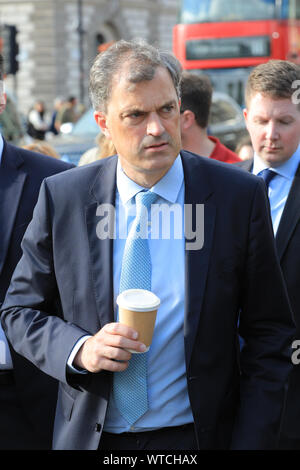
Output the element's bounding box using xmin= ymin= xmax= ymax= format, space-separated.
xmin=89 ymin=38 xmax=182 ymax=112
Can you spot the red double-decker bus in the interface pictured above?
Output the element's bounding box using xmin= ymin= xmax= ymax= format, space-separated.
xmin=173 ymin=0 xmax=300 ymax=104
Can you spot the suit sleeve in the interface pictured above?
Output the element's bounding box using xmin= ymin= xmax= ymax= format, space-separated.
xmin=0 ymin=180 xmax=90 ymax=385
xmin=231 ymin=179 xmax=295 ymax=449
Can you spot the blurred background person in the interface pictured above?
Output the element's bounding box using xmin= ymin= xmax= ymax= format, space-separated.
xmin=179 ymin=72 xmax=241 ymax=163
xmin=78 ymin=133 xmax=116 ymax=166
xmin=0 ymin=94 xmax=24 ymax=145
xmin=48 ymin=96 xmax=65 ymax=136
xmin=22 ymin=141 xmax=61 ymax=159
xmin=54 ymin=96 xmax=79 ymax=132
xmin=27 ymin=100 xmax=49 ymax=140
xmin=235 ymin=134 xmax=254 ymax=161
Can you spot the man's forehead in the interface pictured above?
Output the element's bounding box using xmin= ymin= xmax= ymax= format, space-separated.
xmin=112 ymin=64 xmax=171 ymax=90
xmin=107 ymin=66 xmax=177 ymax=109
xmin=248 ymin=92 xmax=300 ymax=114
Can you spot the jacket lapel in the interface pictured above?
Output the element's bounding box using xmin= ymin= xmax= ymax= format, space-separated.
xmin=276 ymin=163 xmax=300 ymax=261
xmin=85 ymin=156 xmax=118 ymax=327
xmin=181 ymin=152 xmax=216 ymax=369
xmin=0 ymin=142 xmax=27 ymax=274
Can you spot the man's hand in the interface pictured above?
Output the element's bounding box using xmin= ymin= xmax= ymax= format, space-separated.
xmin=73 ymin=323 xmax=147 ymax=373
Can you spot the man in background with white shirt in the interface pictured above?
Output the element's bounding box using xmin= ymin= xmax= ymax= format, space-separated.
xmin=0 ymin=53 xmax=73 ymax=448
xmin=240 ymin=59 xmax=300 ymax=449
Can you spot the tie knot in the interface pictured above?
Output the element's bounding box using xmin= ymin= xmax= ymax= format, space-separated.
xmin=258 ymin=168 xmax=277 ymax=188
xmin=135 ymin=191 xmax=157 ymax=211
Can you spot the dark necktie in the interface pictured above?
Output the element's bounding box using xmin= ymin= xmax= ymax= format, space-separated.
xmin=258 ymin=168 xmax=277 ymax=189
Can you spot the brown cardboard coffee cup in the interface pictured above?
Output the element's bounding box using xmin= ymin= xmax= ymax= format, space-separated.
xmin=117 ymin=289 xmax=160 ymax=353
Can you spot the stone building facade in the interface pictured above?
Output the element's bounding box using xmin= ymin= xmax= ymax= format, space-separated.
xmin=0 ymin=0 xmax=179 ymax=114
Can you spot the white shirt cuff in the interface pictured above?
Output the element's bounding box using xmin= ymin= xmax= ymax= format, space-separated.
xmin=0 ymin=325 xmax=13 ymax=370
xmin=67 ymin=335 xmax=92 ymax=374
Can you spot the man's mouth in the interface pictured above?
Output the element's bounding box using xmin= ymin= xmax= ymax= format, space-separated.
xmin=264 ymin=144 xmax=281 ymax=152
xmin=145 ymin=142 xmax=168 ymax=150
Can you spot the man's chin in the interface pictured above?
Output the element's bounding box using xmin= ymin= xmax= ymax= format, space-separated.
xmin=141 ymin=150 xmax=178 ymax=166
xmin=260 ymin=150 xmax=284 ymax=166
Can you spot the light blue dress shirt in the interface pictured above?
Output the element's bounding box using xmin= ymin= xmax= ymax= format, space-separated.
xmin=103 ymin=155 xmax=194 ymax=432
xmin=252 ymin=144 xmax=300 ymax=235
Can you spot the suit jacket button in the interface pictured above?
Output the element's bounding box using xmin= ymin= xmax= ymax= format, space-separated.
xmin=94 ymin=423 xmax=102 ymax=432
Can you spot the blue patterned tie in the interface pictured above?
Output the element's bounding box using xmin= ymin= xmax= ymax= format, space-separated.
xmin=258 ymin=168 xmax=277 ymax=189
xmin=113 ymin=190 xmax=157 ymax=425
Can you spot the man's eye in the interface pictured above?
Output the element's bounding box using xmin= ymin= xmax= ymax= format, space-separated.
xmin=128 ymin=112 xmax=143 ymax=119
xmin=255 ymin=120 xmax=267 ymax=125
xmin=162 ymin=105 xmax=174 ymax=113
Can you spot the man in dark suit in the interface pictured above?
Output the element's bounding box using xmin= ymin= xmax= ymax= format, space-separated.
xmin=0 ymin=40 xmax=295 ymax=450
xmin=0 ymin=53 xmax=74 ymax=449
xmin=238 ymin=60 xmax=300 ymax=449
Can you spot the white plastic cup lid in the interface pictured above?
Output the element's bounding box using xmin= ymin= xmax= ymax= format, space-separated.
xmin=117 ymin=289 xmax=160 ymax=312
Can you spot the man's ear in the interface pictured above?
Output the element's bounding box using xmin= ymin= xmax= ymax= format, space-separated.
xmin=243 ymin=108 xmax=249 ymax=131
xmin=180 ymin=109 xmax=195 ymax=130
xmin=0 ymin=92 xmax=7 ymax=114
xmin=94 ymin=110 xmax=111 ymax=139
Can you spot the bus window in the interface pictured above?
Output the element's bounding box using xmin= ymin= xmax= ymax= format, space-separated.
xmin=290 ymin=0 xmax=300 ymax=18
xmin=179 ymin=0 xmax=293 ymax=23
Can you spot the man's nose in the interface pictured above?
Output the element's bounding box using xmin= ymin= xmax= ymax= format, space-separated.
xmin=265 ymin=121 xmax=279 ymax=140
xmin=147 ymin=112 xmax=165 ymax=136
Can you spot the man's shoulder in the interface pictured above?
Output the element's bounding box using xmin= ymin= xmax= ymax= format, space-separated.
xmin=4 ymin=140 xmax=74 ymax=177
xmin=181 ymin=150 xmax=264 ymax=210
xmin=234 ymin=158 xmax=253 ymax=171
xmin=25 ymin=150 xmax=74 ymax=176
xmin=209 ymin=136 xmax=241 ymax=163
xmin=181 ymin=150 xmax=256 ymax=185
xmin=44 ymin=153 xmax=118 ymax=188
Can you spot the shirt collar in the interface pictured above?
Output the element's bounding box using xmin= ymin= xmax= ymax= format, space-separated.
xmin=253 ymin=144 xmax=300 ymax=180
xmin=116 ymin=154 xmax=184 ymax=205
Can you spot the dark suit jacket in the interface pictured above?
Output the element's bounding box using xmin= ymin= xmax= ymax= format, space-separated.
xmin=238 ymin=158 xmax=300 ymax=439
xmin=0 ymin=139 xmax=73 ymax=448
xmin=1 ymin=151 xmax=295 ymax=450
